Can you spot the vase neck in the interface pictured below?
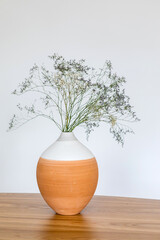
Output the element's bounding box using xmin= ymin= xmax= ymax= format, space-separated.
xmin=57 ymin=132 xmax=77 ymax=141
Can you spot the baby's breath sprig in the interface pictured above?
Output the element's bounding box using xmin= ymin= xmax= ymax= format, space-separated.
xmin=9 ymin=54 xmax=140 ymax=145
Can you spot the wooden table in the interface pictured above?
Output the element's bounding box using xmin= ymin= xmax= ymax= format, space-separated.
xmin=0 ymin=194 xmax=160 ymax=239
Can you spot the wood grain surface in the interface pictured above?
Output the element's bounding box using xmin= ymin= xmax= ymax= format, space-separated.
xmin=0 ymin=194 xmax=160 ymax=239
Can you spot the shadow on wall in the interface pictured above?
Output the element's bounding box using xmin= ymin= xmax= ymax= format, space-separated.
xmin=98 ymin=154 xmax=136 ymax=197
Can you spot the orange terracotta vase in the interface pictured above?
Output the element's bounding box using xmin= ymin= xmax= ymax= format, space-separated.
xmin=36 ymin=132 xmax=98 ymax=215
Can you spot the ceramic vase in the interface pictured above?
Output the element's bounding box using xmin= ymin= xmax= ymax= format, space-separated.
xmin=36 ymin=132 xmax=98 ymax=215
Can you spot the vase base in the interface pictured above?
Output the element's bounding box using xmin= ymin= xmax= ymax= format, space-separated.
xmin=37 ymin=157 xmax=98 ymax=215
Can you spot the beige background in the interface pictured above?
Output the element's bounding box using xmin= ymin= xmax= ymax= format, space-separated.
xmin=0 ymin=0 xmax=160 ymax=198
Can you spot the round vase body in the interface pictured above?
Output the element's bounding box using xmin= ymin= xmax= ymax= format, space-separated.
xmin=36 ymin=132 xmax=98 ymax=215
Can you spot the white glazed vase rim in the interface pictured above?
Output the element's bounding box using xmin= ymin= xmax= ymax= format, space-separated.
xmin=57 ymin=132 xmax=77 ymax=141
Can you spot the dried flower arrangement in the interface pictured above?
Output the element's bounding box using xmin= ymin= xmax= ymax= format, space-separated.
xmin=9 ymin=54 xmax=139 ymax=145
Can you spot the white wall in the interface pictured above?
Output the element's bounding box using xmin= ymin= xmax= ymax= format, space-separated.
xmin=0 ymin=0 xmax=160 ymax=199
